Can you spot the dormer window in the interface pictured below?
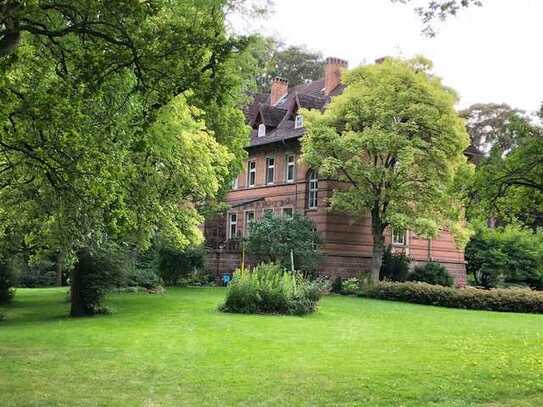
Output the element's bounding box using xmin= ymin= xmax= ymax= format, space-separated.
xmin=258 ymin=123 xmax=266 ymax=138
xmin=294 ymin=114 xmax=304 ymax=129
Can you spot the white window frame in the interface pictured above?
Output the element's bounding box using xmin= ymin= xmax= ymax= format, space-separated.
xmin=244 ymin=210 xmax=255 ymax=236
xmin=294 ymin=114 xmax=304 ymax=129
xmin=257 ymin=123 xmax=266 ymax=138
xmin=266 ymin=156 xmax=275 ymax=185
xmin=247 ymin=160 xmax=256 ymax=187
xmin=282 ymin=207 xmax=294 ymax=217
xmin=227 ymin=213 xmax=238 ymax=239
xmin=392 ymin=229 xmax=408 ymax=246
xmin=285 ymin=153 xmax=296 ymax=183
xmin=308 ymin=170 xmax=318 ymax=209
xmin=231 ymin=176 xmax=239 ymax=190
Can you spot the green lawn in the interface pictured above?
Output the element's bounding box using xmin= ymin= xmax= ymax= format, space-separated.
xmin=1 ymin=288 xmax=542 ymax=406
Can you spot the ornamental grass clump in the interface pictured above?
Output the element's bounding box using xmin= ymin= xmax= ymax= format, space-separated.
xmin=219 ymin=263 xmax=327 ymax=315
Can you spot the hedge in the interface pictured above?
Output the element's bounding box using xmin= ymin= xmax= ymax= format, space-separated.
xmin=359 ymin=281 xmax=543 ymax=314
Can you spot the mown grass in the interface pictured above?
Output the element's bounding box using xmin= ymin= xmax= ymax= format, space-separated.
xmin=1 ymin=287 xmax=542 ymax=406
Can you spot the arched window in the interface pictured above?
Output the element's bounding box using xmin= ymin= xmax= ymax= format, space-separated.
xmin=307 ymin=170 xmax=318 ymax=209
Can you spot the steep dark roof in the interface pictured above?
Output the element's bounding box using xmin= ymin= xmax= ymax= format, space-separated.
xmin=245 ymin=78 xmax=344 ymax=148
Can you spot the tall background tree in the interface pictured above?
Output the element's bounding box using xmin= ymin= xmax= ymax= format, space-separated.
xmin=302 ymin=57 xmax=471 ymax=282
xmin=254 ymin=38 xmax=324 ymax=92
xmin=460 ymin=103 xmax=526 ymax=155
xmin=0 ymin=0 xmax=266 ymax=315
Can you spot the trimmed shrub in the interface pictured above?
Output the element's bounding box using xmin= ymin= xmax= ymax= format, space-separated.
xmin=246 ymin=213 xmax=322 ymax=276
xmin=0 ymin=262 xmax=16 ymax=304
xmin=219 ymin=263 xmax=328 ymax=316
xmin=158 ymin=246 xmax=205 ymax=286
xmin=360 ymin=281 xmax=543 ymax=314
xmin=465 ymin=225 xmax=543 ymax=289
xmin=408 ymin=262 xmax=454 ymax=287
xmin=17 ymin=258 xmax=58 ymax=288
xmin=380 ymin=246 xmax=410 ymax=282
xmin=331 ymin=276 xmax=343 ymax=293
xmin=342 ymin=277 xmax=360 ymax=295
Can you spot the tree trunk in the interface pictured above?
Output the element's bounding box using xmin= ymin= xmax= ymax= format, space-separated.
xmin=370 ymin=232 xmax=385 ymax=284
xmin=70 ymin=248 xmax=90 ymax=317
xmin=56 ymin=251 xmax=64 ymax=287
xmin=369 ymin=210 xmax=386 ymax=284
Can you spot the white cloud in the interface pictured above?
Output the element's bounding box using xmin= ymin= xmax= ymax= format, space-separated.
xmin=248 ymin=0 xmax=542 ymax=113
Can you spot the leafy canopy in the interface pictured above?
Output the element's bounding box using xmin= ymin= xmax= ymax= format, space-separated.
xmin=301 ymin=57 xmax=471 ymax=246
xmin=246 ymin=213 xmax=322 ymax=275
xmin=0 ymin=0 xmax=261 ymax=260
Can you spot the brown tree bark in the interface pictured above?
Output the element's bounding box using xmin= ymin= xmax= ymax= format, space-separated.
xmin=70 ymin=247 xmax=90 ymax=317
xmin=369 ymin=209 xmax=386 ymax=284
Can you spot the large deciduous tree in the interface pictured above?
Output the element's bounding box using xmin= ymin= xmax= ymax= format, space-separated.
xmin=460 ymin=103 xmax=526 ymax=155
xmin=470 ymin=117 xmax=543 ymax=230
xmin=0 ymin=0 xmax=262 ymax=315
xmin=254 ymin=38 xmax=324 ymax=92
xmin=301 ymin=57 xmax=471 ymax=282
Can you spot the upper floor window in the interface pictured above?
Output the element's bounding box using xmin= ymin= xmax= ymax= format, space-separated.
xmin=247 ymin=160 xmax=256 ymax=187
xmin=266 ymin=157 xmax=275 ymax=185
xmin=228 ymin=213 xmax=237 ymax=239
xmin=231 ymin=176 xmax=239 ymax=190
xmin=294 ymin=114 xmax=304 ymax=129
xmin=307 ymin=170 xmax=318 ymax=209
xmin=285 ymin=154 xmax=296 ymax=183
xmin=258 ymin=123 xmax=266 ymax=138
xmin=392 ymin=229 xmax=407 ymax=246
xmin=244 ymin=210 xmax=255 ymax=236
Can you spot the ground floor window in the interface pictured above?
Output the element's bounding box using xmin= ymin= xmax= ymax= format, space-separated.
xmin=392 ymin=229 xmax=407 ymax=245
xmin=282 ymin=207 xmax=293 ymax=217
xmin=244 ymin=211 xmax=255 ymax=236
xmin=228 ymin=213 xmax=237 ymax=239
xmin=307 ymin=170 xmax=318 ymax=209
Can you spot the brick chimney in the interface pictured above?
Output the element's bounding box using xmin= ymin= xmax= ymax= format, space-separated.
xmin=270 ymin=77 xmax=288 ymax=105
xmin=324 ymin=57 xmax=348 ymax=96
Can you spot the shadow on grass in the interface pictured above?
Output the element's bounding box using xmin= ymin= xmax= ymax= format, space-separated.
xmin=0 ymin=289 xmax=72 ymax=327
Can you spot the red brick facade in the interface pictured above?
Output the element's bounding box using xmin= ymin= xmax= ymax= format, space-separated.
xmin=204 ymin=57 xmax=469 ymax=287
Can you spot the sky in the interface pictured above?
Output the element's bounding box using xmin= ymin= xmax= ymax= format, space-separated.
xmin=238 ymin=0 xmax=543 ymax=114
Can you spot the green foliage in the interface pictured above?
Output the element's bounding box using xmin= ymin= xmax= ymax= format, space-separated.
xmin=465 ymin=225 xmax=543 ymax=289
xmin=11 ymin=254 xmax=59 ymax=288
xmin=408 ymin=262 xmax=453 ymax=287
xmin=0 ymin=1 xmax=263 ymax=315
xmin=460 ymin=103 xmax=526 ymax=156
xmin=341 ymin=278 xmax=361 ymax=295
xmin=380 ymin=246 xmax=411 ymax=282
xmin=219 ymin=263 xmax=327 ymax=315
xmin=302 ymin=56 xmax=470 ymax=281
xmin=246 ymin=213 xmax=322 ymax=275
xmin=158 ymin=246 xmax=206 ymax=286
xmin=470 ymin=124 xmax=543 ymax=229
xmin=331 ymin=276 xmax=343 ymax=293
xmin=0 ymin=262 xmax=16 ymax=304
xmin=360 ymin=281 xmax=543 ymax=314
xmin=464 ymin=108 xmax=543 ymax=229
xmin=255 ymin=38 xmax=324 ymax=92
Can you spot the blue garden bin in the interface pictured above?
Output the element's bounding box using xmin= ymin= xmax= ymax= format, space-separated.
xmin=222 ymin=273 xmax=232 ymax=286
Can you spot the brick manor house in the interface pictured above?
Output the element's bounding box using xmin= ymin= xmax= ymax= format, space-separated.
xmin=204 ymin=57 xmax=477 ymax=287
